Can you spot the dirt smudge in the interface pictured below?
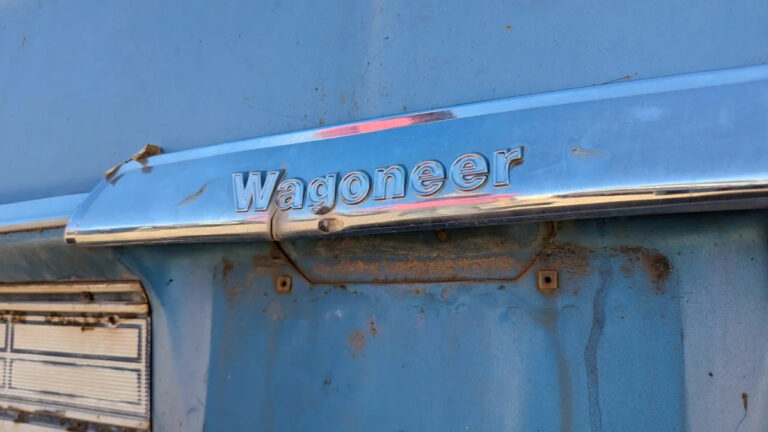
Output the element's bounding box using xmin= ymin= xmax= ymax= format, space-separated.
xmin=619 ymin=247 xmax=672 ymax=293
xmin=313 ymin=255 xmax=522 ymax=283
xmin=348 ymin=331 xmax=365 ymax=357
xmin=220 ymin=257 xmax=239 ymax=306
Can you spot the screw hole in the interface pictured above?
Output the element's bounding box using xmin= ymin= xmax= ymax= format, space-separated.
xmin=544 ymin=276 xmax=552 ymax=284
xmin=106 ymin=314 xmax=120 ymax=328
xmin=276 ymin=276 xmax=292 ymax=293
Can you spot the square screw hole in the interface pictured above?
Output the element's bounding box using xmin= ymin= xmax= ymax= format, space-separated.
xmin=276 ymin=276 xmax=292 ymax=293
xmin=537 ymin=270 xmax=558 ymax=293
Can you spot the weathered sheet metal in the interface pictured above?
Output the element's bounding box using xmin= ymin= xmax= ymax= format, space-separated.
xmin=62 ymin=65 xmax=768 ymax=245
xmin=109 ymin=210 xmax=768 ymax=431
xmin=0 ymin=195 xmax=87 ymax=234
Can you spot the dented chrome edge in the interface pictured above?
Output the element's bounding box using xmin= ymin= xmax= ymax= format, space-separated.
xmin=60 ymin=64 xmax=768 ymax=245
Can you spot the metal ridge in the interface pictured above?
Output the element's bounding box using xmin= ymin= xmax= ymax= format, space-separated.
xmin=0 ymin=194 xmax=88 ymax=234
xmin=52 ymin=63 xmax=768 ymax=245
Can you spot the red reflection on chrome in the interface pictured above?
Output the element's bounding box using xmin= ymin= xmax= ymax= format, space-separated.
xmin=315 ymin=111 xmax=455 ymax=139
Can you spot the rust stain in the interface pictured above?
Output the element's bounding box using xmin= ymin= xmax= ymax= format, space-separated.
xmin=107 ymin=173 xmax=124 ymax=186
xmin=66 ymin=420 xmax=87 ymax=432
xmin=539 ymin=242 xmax=593 ymax=279
xmin=220 ymin=258 xmax=239 ymax=306
xmin=369 ymin=320 xmax=377 ymax=336
xmin=291 ymin=220 xmax=672 ymax=294
xmin=222 ymin=258 xmax=234 ymax=280
xmin=313 ymin=255 xmax=523 ymax=283
xmin=178 ymin=182 xmax=209 ymax=206
xmin=742 ymin=392 xmax=748 ymax=410
xmin=106 ymin=314 xmax=119 ymax=326
xmin=133 ymin=143 xmax=163 ymax=164
xmin=42 ymin=313 xmax=102 ymax=328
xmin=0 ymin=311 xmax=28 ymax=324
xmin=13 ymin=409 xmax=29 ymax=423
xmin=104 ymin=143 xmax=163 ymax=180
xmin=619 ymin=246 xmax=672 ymax=293
xmin=348 ymin=331 xmax=365 ymax=357
xmin=290 ymin=221 xmax=550 ymax=283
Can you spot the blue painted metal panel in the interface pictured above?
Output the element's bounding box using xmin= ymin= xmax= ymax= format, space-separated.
xmin=2 ymin=2 xmax=767 ymax=431
xmin=101 ymin=211 xmax=765 ymax=431
xmin=1 ymin=0 xmax=767 ymax=203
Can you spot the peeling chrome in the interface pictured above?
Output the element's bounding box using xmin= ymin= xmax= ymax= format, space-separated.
xmin=64 ymin=65 xmax=768 ymax=246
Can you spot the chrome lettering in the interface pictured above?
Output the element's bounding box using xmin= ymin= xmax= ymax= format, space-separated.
xmin=339 ymin=171 xmax=371 ymax=205
xmin=411 ymin=160 xmax=445 ymax=196
xmin=232 ymin=148 xmax=524 ymax=212
xmin=493 ymin=147 xmax=524 ymax=187
xmin=276 ymin=179 xmax=305 ymax=210
xmin=307 ymin=173 xmax=337 ymax=214
xmin=232 ymin=171 xmax=281 ymax=212
xmin=374 ymin=165 xmax=407 ymax=200
xmin=450 ymin=153 xmax=488 ymax=191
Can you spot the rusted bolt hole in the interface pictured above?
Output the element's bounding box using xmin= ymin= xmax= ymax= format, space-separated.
xmin=106 ymin=314 xmax=120 ymax=328
xmin=276 ymin=276 xmax=292 ymax=293
xmin=537 ymin=270 xmax=558 ymax=293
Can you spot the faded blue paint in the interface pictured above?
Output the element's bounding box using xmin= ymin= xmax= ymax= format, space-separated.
xmin=0 ymin=212 xmax=765 ymax=430
xmin=1 ymin=0 xmax=767 ymax=203
xmin=2 ymin=1 xmax=767 ymax=430
xmin=80 ymin=211 xmax=764 ymax=431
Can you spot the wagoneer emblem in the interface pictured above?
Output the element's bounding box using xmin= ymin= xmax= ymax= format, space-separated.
xmin=232 ymin=147 xmax=523 ymax=213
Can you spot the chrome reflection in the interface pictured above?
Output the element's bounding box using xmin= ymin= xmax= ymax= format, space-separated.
xmin=63 ymin=64 xmax=768 ymax=246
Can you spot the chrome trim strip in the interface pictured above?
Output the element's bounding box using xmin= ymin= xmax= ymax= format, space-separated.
xmin=109 ymin=64 xmax=768 ymax=173
xmin=64 ymin=65 xmax=768 ymax=245
xmin=0 ymin=194 xmax=88 ymax=234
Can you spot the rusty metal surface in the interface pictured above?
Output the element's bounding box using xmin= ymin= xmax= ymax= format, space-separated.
xmin=103 ymin=210 xmax=768 ymax=431
xmin=1 ymin=211 xmax=766 ymax=430
xmin=280 ymin=222 xmax=549 ymax=283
